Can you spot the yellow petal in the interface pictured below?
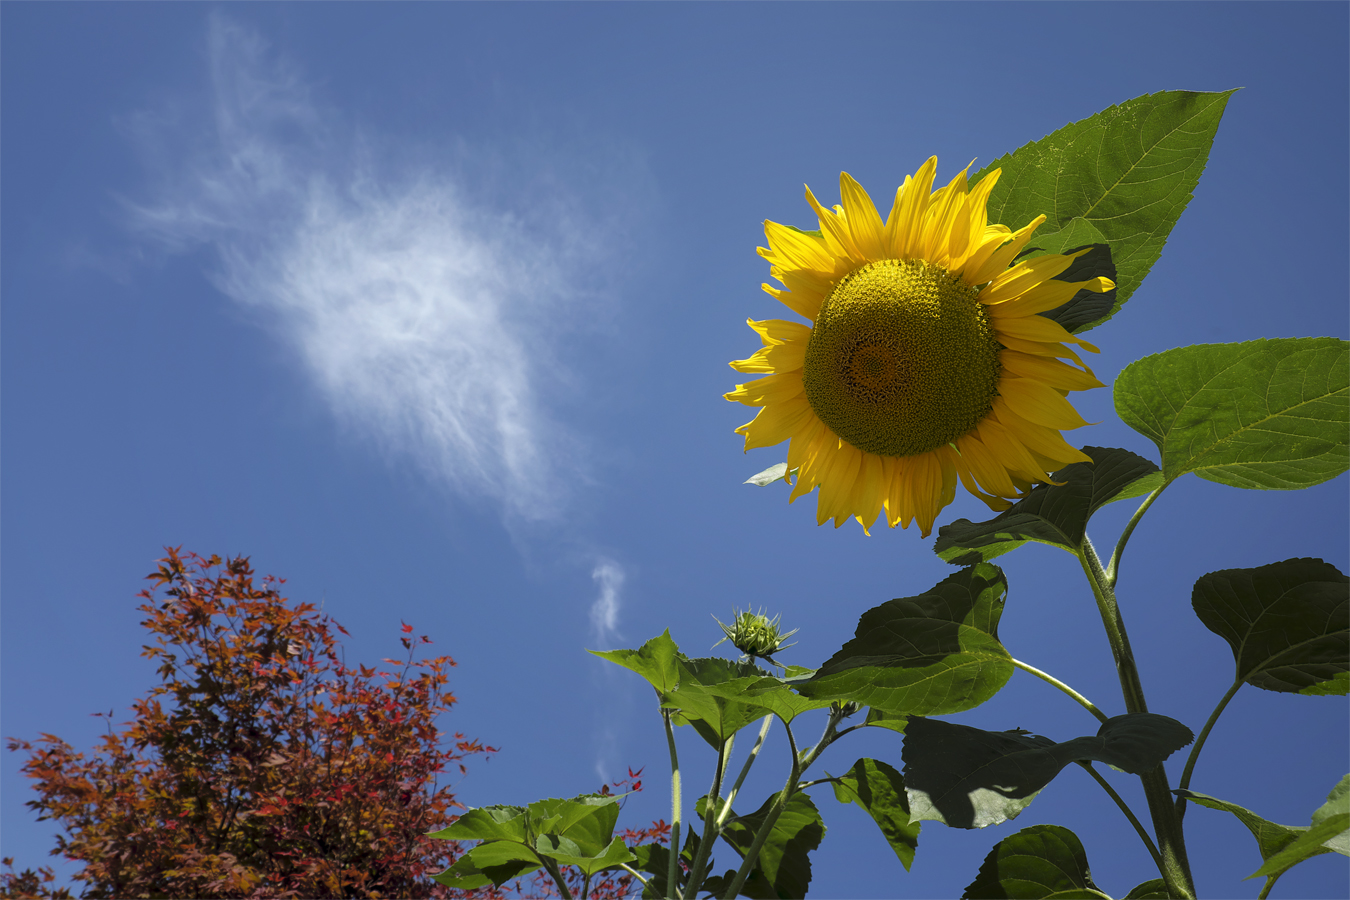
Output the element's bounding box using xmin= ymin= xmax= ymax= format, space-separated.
xmin=990 ymin=398 xmax=1093 ymax=466
xmin=762 ymin=220 xmax=834 ymax=273
xmin=888 ymin=157 xmax=938 ymax=259
xmin=999 ymin=349 xmax=1104 ymax=391
xmin=979 ymin=249 xmax=1086 ymax=305
xmin=838 ymin=173 xmax=886 ymax=260
xmin=955 ymin=431 xmax=1018 ymax=498
xmin=998 ymin=375 xmax=1092 ymax=430
xmin=736 ymin=395 xmax=814 ymax=450
xmin=725 ymin=371 xmax=806 ymax=407
xmin=994 ymin=313 xmax=1101 ymax=352
xmin=966 ymin=216 xmax=1046 ymax=284
xmin=805 ymin=186 xmax=863 ymax=264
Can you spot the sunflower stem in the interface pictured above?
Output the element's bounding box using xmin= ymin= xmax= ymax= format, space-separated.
xmin=662 ymin=709 xmax=683 ymax=900
xmin=1106 ymin=482 xmax=1168 ymax=588
xmin=1174 ymin=679 xmax=1244 ymax=821
xmin=717 ymin=716 xmax=773 ymax=828
xmin=1079 ymin=537 xmax=1196 ymax=899
xmin=1076 ymin=761 xmax=1165 ymax=874
xmin=681 ymin=737 xmax=731 ymax=900
xmin=1010 ymin=657 xmax=1109 ymax=724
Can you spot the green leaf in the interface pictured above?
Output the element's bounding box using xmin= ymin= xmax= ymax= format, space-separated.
xmin=535 ymin=835 xmax=637 ymax=878
xmin=717 ymin=791 xmax=826 ymax=900
xmin=631 ymin=831 xmax=701 ymax=899
xmin=1017 ymin=220 xmax=1117 ymax=334
xmin=829 ymin=758 xmax=922 ymax=870
xmin=1115 ymin=338 xmax=1350 ymax=490
xmin=863 ymin=707 xmax=909 ymax=734
xmin=935 ymin=447 xmax=1162 ymax=565
xmin=660 ymin=656 xmax=777 ymax=746
xmin=962 ymin=824 xmax=1110 ymax=899
xmin=430 ymin=840 xmax=542 ymax=889
xmin=1191 ymin=558 xmax=1349 ymax=694
xmin=797 ymin=564 xmax=1013 ymax=715
xmin=977 ymin=89 xmax=1237 ymax=330
xmin=1123 ymin=879 xmax=1170 ymax=899
xmin=1176 ymin=776 xmax=1349 ymax=889
xmin=525 ymin=794 xmax=621 ymax=856
xmin=687 ymin=670 xmax=833 ymax=725
xmin=903 ymin=714 xmax=1192 ymax=829
xmin=427 ymin=805 xmax=528 ymax=842
xmin=746 ymin=462 xmax=793 ymax=486
xmin=588 ymin=630 xmax=682 ymax=694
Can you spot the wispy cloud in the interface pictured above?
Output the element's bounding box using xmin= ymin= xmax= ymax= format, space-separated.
xmin=589 ymin=559 xmax=626 ymax=646
xmin=122 ymin=14 xmax=629 ymax=521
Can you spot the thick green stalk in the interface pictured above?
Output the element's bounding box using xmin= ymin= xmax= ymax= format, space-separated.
xmin=717 ymin=716 xmax=773 ymax=828
xmin=682 ymin=738 xmax=731 ymax=898
xmin=1079 ymin=538 xmax=1196 ymax=899
xmin=539 ymin=855 xmax=574 ymax=900
xmin=662 ymin=709 xmax=682 ymax=900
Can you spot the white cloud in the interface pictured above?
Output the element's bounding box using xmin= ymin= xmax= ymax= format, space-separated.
xmin=589 ymin=559 xmax=625 ymax=645
xmin=122 ymin=14 xmax=624 ymax=521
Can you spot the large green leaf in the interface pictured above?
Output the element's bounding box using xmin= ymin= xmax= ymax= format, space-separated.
xmin=427 ymin=804 xmax=528 ymax=842
xmin=534 ymin=835 xmax=637 ymax=878
xmin=1191 ymin=558 xmax=1349 ymax=694
xmin=935 ymin=447 xmax=1162 ymax=565
xmin=1177 ymin=776 xmax=1349 ymax=891
xmin=829 ymin=758 xmax=922 ymax=870
xmin=685 ymin=669 xmax=834 ymax=725
xmin=977 ymin=89 xmax=1236 ymax=330
xmin=714 ymin=791 xmax=826 ymax=900
xmin=431 ymin=840 xmax=542 ymax=889
xmin=1122 ymin=879 xmax=1169 ymax=899
xmin=660 ymin=656 xmax=777 ymax=746
xmin=903 ymin=715 xmax=1192 ymax=829
xmin=1115 ymin=338 xmax=1350 ymax=490
xmin=797 ymin=564 xmax=1013 ymax=715
xmin=589 ymin=630 xmax=682 ymax=694
xmin=962 ymin=824 xmax=1110 ymax=899
xmin=1018 ymin=219 xmax=1117 ymax=334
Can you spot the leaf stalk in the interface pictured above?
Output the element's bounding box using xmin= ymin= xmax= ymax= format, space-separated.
xmin=1174 ymin=679 xmax=1243 ymax=819
xmin=1011 ymin=657 xmax=1110 ymax=724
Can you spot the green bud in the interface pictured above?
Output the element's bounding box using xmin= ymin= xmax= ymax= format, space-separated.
xmin=711 ymin=607 xmax=799 ymax=662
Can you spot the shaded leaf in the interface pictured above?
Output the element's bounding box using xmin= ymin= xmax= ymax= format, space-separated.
xmin=1174 ymin=789 xmax=1307 ymax=862
xmin=1123 ymin=879 xmax=1169 ymax=899
xmin=717 ymin=791 xmax=826 ymax=900
xmin=935 ymin=448 xmax=1161 ymax=565
xmin=904 ymin=715 xmax=1192 ymax=829
xmin=863 ymin=707 xmax=909 ymax=734
xmin=1115 ymin=338 xmax=1350 ymax=490
xmin=746 ymin=462 xmax=792 ymax=486
xmin=978 ymin=89 xmax=1236 ymax=329
xmin=797 ymin=565 xmax=1013 ymax=715
xmin=689 ymin=670 xmax=833 ymax=725
xmin=631 ymin=831 xmax=701 ymax=900
xmin=962 ymin=824 xmax=1109 ymax=899
xmin=589 ymin=631 xmax=682 ymax=695
xmin=829 ymin=758 xmax=921 ymax=870
xmin=1191 ymin=558 xmax=1349 ymax=694
xmin=1018 ymin=220 xmax=1117 ymax=334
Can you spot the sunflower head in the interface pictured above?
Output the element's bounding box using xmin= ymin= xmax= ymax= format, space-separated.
xmin=712 ymin=607 xmax=798 ymax=661
xmin=725 ymin=158 xmax=1114 ymax=536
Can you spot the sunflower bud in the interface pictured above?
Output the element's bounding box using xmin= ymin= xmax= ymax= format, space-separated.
xmin=711 ymin=607 xmax=799 ymax=661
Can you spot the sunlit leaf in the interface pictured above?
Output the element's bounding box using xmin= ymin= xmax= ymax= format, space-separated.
xmin=660 ymin=656 xmax=776 ymax=746
xmin=1191 ymin=558 xmax=1349 ymax=694
xmin=935 ymin=448 xmax=1161 ymax=565
xmin=534 ymin=835 xmax=636 ymax=878
xmin=1018 ymin=219 xmax=1117 ymax=334
xmin=746 ymin=462 xmax=793 ymax=486
xmin=688 ymin=670 xmax=833 ymax=725
xmin=588 ymin=631 xmax=682 ymax=694
xmin=797 ymin=564 xmax=1012 ymax=716
xmin=978 ymin=89 xmax=1237 ymax=329
xmin=962 ymin=824 xmax=1110 ymax=899
xmin=430 ymin=840 xmax=541 ymax=889
xmin=903 ymin=715 xmax=1192 ymax=829
xmin=1115 ymin=338 xmax=1350 ymax=490
xmin=427 ymin=805 xmax=527 ymax=842
xmin=829 ymin=758 xmax=921 ymax=870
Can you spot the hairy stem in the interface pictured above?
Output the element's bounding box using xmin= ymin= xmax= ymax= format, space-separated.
xmin=1077 ymin=761 xmax=1164 ymax=873
xmin=1106 ymin=482 xmax=1168 ymax=588
xmin=1175 ymin=680 xmax=1244 ymax=820
xmin=539 ymin=855 xmax=574 ymax=900
xmin=1011 ymin=657 xmax=1110 ymax=724
xmin=682 ymin=738 xmax=731 ymax=899
xmin=1079 ymin=538 xmax=1195 ymax=899
xmin=717 ymin=716 xmax=773 ymax=828
xmin=662 ymin=709 xmax=682 ymax=900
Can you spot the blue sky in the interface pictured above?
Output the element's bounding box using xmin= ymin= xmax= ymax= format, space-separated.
xmin=3 ymin=3 xmax=1346 ymax=898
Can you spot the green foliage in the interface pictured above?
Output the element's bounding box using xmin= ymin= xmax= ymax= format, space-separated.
xmin=589 ymin=630 xmax=682 ymax=694
xmin=1122 ymin=879 xmax=1170 ymax=899
xmin=1176 ymin=775 xmax=1349 ymax=893
xmin=829 ymin=758 xmax=921 ymax=870
xmin=1191 ymin=558 xmax=1349 ymax=694
xmin=977 ymin=89 xmax=1236 ymax=330
xmin=1115 ymin=338 xmax=1350 ymax=490
xmin=797 ymin=564 xmax=1013 ymax=715
xmin=431 ymin=793 xmax=634 ymax=889
xmin=935 ymin=448 xmax=1162 ymax=565
xmin=745 ymin=462 xmax=792 ymax=486
xmin=1023 ymin=225 xmax=1117 ymax=334
xmin=902 ymin=715 xmax=1192 ymax=829
xmin=661 ymin=657 xmax=778 ymax=746
xmin=961 ymin=824 xmax=1110 ymax=899
xmin=702 ymin=792 xmax=826 ymax=900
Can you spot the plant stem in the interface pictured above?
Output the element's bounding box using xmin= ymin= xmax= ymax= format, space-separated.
xmin=717 ymin=716 xmax=773 ymax=828
xmin=662 ymin=709 xmax=682 ymax=900
xmin=1011 ymin=657 xmax=1110 ymax=724
xmin=1077 ymin=761 xmax=1165 ymax=873
xmin=1175 ymin=680 xmax=1243 ymax=820
xmin=539 ymin=855 xmax=574 ymax=900
xmin=682 ymin=738 xmax=731 ymax=899
xmin=618 ymin=863 xmax=649 ymax=887
xmin=720 ymin=709 xmax=845 ymax=900
xmin=1079 ymin=537 xmax=1196 ymax=899
xmin=1106 ymin=482 xmax=1168 ymax=588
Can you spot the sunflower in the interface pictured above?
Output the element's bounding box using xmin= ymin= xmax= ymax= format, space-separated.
xmin=725 ymin=158 xmax=1114 ymax=536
